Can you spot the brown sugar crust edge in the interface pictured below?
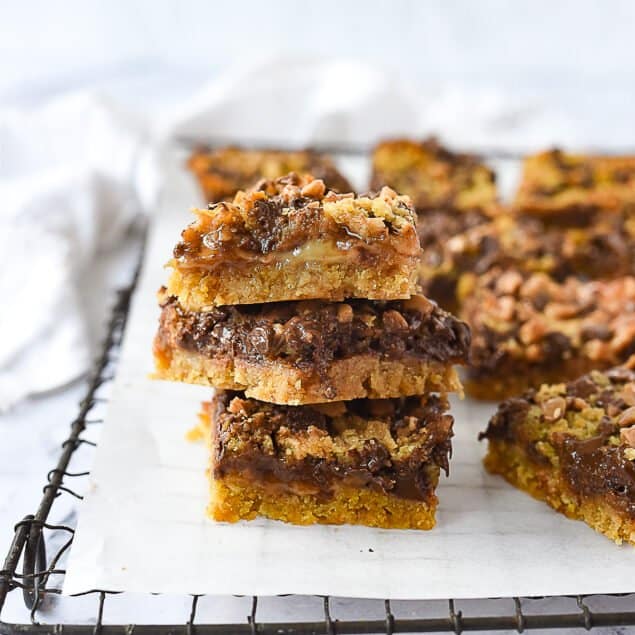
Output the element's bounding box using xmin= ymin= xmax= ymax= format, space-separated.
xmin=484 ymin=439 xmax=635 ymax=545
xmin=167 ymin=259 xmax=419 ymax=310
xmin=154 ymin=345 xmax=462 ymax=404
xmin=208 ymin=474 xmax=437 ymax=529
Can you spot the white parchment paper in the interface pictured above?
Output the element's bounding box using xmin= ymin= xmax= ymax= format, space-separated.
xmin=64 ymin=151 xmax=635 ymax=599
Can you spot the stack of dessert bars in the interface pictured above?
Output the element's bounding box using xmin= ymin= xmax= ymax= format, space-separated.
xmin=154 ymin=171 xmax=470 ymax=529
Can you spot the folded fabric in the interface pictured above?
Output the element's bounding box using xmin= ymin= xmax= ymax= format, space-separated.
xmin=0 ymin=93 xmax=153 ymax=411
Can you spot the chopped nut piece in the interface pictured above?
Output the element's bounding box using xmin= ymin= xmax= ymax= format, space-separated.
xmin=541 ymin=397 xmax=567 ymax=422
xmin=497 ymin=296 xmax=516 ymax=321
xmin=336 ymin=303 xmax=354 ymax=323
xmin=544 ymin=302 xmax=580 ymax=320
xmin=403 ymin=295 xmax=434 ymax=316
xmin=611 ymin=322 xmax=635 ymax=353
xmin=519 ymin=317 xmax=547 ymax=345
xmin=620 ymin=425 xmax=635 ymax=446
xmin=621 ymin=383 xmax=635 ymax=407
xmin=379 ymin=186 xmax=398 ymax=200
xmin=618 ymin=407 xmax=635 ymax=428
xmin=301 ymin=178 xmax=326 ymax=199
xmin=383 ymin=309 xmax=409 ymax=331
xmin=496 ymin=270 xmax=524 ymax=296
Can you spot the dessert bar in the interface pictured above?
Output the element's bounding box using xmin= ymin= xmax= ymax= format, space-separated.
xmin=429 ymin=210 xmax=635 ymax=308
xmin=514 ymin=148 xmax=635 ymax=221
xmin=370 ymin=137 xmax=497 ymax=213
xmin=369 ymin=138 xmax=499 ymax=310
xmin=154 ymin=291 xmax=470 ymax=403
xmin=204 ymin=391 xmax=454 ymax=529
xmin=167 ymin=173 xmax=421 ymax=310
xmin=416 ymin=208 xmax=492 ymax=311
xmin=462 ymin=269 xmax=635 ymax=400
xmin=188 ymin=146 xmax=352 ymax=202
xmin=480 ymin=359 xmax=635 ymax=544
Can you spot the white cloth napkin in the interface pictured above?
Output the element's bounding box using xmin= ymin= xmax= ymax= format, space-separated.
xmin=0 ymin=56 xmax=568 ymax=412
xmin=0 ymin=93 xmax=155 ymax=411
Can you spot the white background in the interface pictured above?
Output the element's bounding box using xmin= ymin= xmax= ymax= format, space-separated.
xmin=2 ymin=0 xmax=635 ymax=147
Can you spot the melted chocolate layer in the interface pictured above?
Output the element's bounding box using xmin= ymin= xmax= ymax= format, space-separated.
xmin=158 ymin=294 xmax=471 ymax=371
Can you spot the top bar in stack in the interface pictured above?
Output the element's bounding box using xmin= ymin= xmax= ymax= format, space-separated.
xmin=167 ymin=173 xmax=421 ymax=310
xmin=188 ymin=146 xmax=352 ymax=202
xmin=514 ymin=148 xmax=635 ymax=221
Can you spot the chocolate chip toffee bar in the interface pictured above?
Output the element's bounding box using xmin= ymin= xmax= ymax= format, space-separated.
xmin=202 ymin=391 xmax=454 ymax=529
xmin=187 ymin=146 xmax=352 ymax=203
xmin=167 ymin=173 xmax=421 ymax=309
xmin=480 ymin=358 xmax=635 ymax=544
xmin=369 ymin=137 xmax=500 ymax=311
xmin=462 ymin=269 xmax=635 ymax=400
xmin=514 ymin=148 xmax=635 ymax=221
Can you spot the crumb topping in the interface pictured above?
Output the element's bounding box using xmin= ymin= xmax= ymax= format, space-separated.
xmin=213 ymin=392 xmax=452 ymax=470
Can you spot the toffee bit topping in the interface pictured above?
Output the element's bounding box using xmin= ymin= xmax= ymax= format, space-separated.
xmin=300 ymin=178 xmax=326 ymax=199
xmin=464 ymin=268 xmax=635 ymax=370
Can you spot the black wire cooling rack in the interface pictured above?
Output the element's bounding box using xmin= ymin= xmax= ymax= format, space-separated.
xmin=2 ymin=144 xmax=635 ymax=634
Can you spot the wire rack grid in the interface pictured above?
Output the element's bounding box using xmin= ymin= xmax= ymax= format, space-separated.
xmin=2 ymin=143 xmax=635 ymax=634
